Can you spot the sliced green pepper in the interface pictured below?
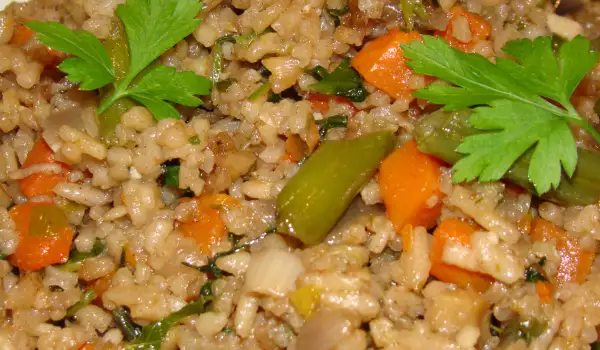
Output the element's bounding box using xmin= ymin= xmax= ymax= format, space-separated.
xmin=414 ymin=109 xmax=600 ymax=206
xmin=29 ymin=205 xmax=69 ymax=238
xmin=99 ymin=18 xmax=137 ymax=146
xmin=277 ymin=131 xmax=394 ymax=244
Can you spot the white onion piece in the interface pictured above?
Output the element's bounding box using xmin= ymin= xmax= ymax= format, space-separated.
xmin=244 ymin=248 xmax=304 ymax=297
xmin=296 ymin=309 xmax=360 ymax=350
xmin=42 ymin=107 xmax=84 ymax=151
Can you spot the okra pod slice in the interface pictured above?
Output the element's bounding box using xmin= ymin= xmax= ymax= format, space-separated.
xmin=277 ymin=131 xmax=395 ymax=244
xmin=414 ymin=109 xmax=600 ymax=206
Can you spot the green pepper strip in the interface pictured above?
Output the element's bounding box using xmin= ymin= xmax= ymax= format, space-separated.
xmin=414 ymin=109 xmax=600 ymax=206
xmin=99 ymin=18 xmax=136 ymax=146
xmin=277 ymin=131 xmax=395 ymax=244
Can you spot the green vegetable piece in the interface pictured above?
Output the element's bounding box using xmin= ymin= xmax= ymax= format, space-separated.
xmin=399 ymin=0 xmax=429 ymax=30
xmin=524 ymin=263 xmax=548 ymax=282
xmin=184 ymin=228 xmax=275 ymax=279
xmin=124 ymin=297 xmax=209 ymax=349
xmin=215 ymin=78 xmax=235 ymax=92
xmin=57 ymin=238 xmax=105 ymax=272
xmin=248 ymin=82 xmax=272 ymax=101
xmin=163 ymin=164 xmax=180 ymax=187
xmin=413 ymin=109 xmax=600 ymax=206
xmin=591 ymin=342 xmax=600 ymax=350
xmin=99 ymin=98 xmax=137 ymax=146
xmin=66 ymin=289 xmax=97 ymax=318
xmin=211 ymin=43 xmax=224 ymax=83
xmin=277 ymin=132 xmax=394 ymax=244
xmin=402 ymin=35 xmax=600 ymax=195
xmin=98 ymin=18 xmax=138 ymax=145
xmin=25 ymin=22 xmax=115 ymax=90
xmin=28 ymin=0 xmax=210 ymax=120
xmin=315 ymin=115 xmax=348 ymax=138
xmin=28 ymin=205 xmax=69 ymax=238
xmin=113 ymin=306 xmax=142 ymax=341
xmin=189 ymin=136 xmax=201 ymax=145
xmin=127 ymin=65 xmax=211 ymax=120
xmin=327 ymin=6 xmax=349 ymax=26
xmin=309 ymin=58 xmax=367 ymax=102
xmin=222 ymin=327 xmax=234 ymax=334
xmin=267 ymin=92 xmax=282 ymax=103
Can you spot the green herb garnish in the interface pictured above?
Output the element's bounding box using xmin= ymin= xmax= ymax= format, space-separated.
xmin=184 ymin=227 xmax=275 ymax=279
xmin=248 ymin=82 xmax=272 ymax=101
xmin=402 ymin=35 xmax=600 ymax=194
xmin=163 ymin=164 xmax=180 ymax=188
xmin=66 ymin=289 xmax=97 ymax=318
xmin=327 ymin=6 xmax=349 ymax=26
xmin=215 ymin=78 xmax=235 ymax=92
xmin=315 ymin=115 xmax=348 ymax=138
xmin=113 ymin=306 xmax=143 ymax=341
xmin=399 ymin=0 xmax=429 ymax=30
xmin=124 ymin=294 xmax=211 ymax=349
xmin=189 ymin=136 xmax=201 ymax=145
xmin=26 ymin=0 xmax=211 ymax=120
xmin=309 ymin=58 xmax=367 ymax=102
xmin=57 ymin=238 xmax=105 ymax=272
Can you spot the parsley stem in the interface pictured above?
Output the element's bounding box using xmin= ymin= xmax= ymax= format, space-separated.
xmin=561 ymin=104 xmax=600 ymax=144
xmin=97 ymin=85 xmax=129 ymax=114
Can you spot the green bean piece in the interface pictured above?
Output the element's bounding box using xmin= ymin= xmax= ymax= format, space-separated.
xmin=277 ymin=131 xmax=395 ymax=244
xmin=99 ymin=18 xmax=136 ymax=146
xmin=413 ymin=109 xmax=600 ymax=206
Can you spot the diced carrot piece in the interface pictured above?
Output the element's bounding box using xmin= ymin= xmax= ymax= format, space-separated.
xmin=177 ymin=194 xmax=239 ymax=255
xmin=516 ymin=211 xmax=533 ymax=236
xmin=89 ymin=272 xmax=114 ymax=307
xmin=78 ymin=343 xmax=95 ymax=350
xmin=351 ymin=29 xmax=424 ymax=100
xmin=400 ymin=225 xmax=413 ymax=253
xmin=306 ymin=93 xmax=359 ymax=117
xmin=9 ymin=21 xmax=34 ymax=46
xmin=19 ymin=139 xmax=70 ymax=198
xmin=124 ymin=245 xmax=137 ymax=268
xmin=305 ymin=118 xmax=321 ymax=154
xmin=536 ymin=281 xmax=553 ymax=304
xmin=9 ymin=202 xmax=74 ymax=271
xmin=307 ymin=93 xmax=330 ymax=114
xmin=379 ymin=140 xmax=444 ymax=231
xmin=530 ymin=218 xmax=594 ymax=286
xmin=430 ymin=219 xmax=495 ymax=292
xmin=436 ymin=6 xmax=491 ymax=52
xmin=285 ymin=134 xmax=308 ymax=163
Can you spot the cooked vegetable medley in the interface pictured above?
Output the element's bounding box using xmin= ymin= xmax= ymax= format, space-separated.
xmin=1 ymin=0 xmax=600 ymax=349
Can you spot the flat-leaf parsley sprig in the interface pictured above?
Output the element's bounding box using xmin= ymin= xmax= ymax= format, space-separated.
xmin=25 ymin=0 xmax=211 ymax=120
xmin=402 ymin=35 xmax=600 ymax=194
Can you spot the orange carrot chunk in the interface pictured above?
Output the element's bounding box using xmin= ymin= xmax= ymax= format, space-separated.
xmin=379 ymin=140 xmax=443 ymax=231
xmin=177 ymin=194 xmax=239 ymax=255
xmin=9 ymin=21 xmax=34 ymax=46
xmin=19 ymin=139 xmax=70 ymax=198
xmin=530 ymin=218 xmax=594 ymax=286
xmin=536 ymin=281 xmax=553 ymax=304
xmin=430 ymin=219 xmax=495 ymax=292
xmin=9 ymin=201 xmax=74 ymax=271
xmin=436 ymin=6 xmax=491 ymax=52
xmin=351 ymin=30 xmax=424 ymax=100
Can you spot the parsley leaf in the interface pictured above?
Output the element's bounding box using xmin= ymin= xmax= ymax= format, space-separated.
xmin=402 ymin=35 xmax=600 ymax=194
xmin=124 ymin=296 xmax=209 ymax=350
xmin=127 ymin=66 xmax=211 ymax=119
xmin=27 ymin=0 xmax=211 ymax=121
xmin=310 ymin=58 xmax=367 ymax=102
xmin=25 ymin=22 xmax=114 ymax=90
xmin=454 ymin=100 xmax=577 ymax=193
xmin=116 ymin=0 xmax=203 ymax=84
